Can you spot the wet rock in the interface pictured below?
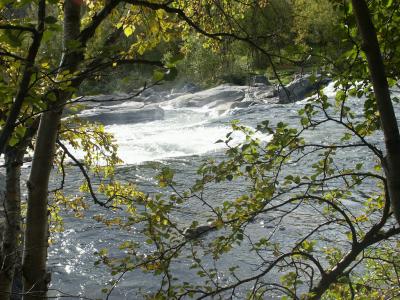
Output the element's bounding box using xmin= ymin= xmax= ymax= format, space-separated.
xmin=278 ymin=74 xmax=331 ymax=103
xmin=253 ymin=87 xmax=277 ymax=99
xmin=184 ymin=223 xmax=216 ymax=239
xmin=230 ymin=85 xmax=278 ymax=110
xmin=79 ymin=103 xmax=164 ymax=125
xmin=77 ymin=93 xmax=144 ymax=108
xmin=166 ymin=85 xmax=245 ymax=109
xmin=250 ymin=75 xmax=270 ymax=87
xmin=221 ymin=74 xmax=247 ymax=85
xmin=230 ymin=101 xmax=258 ymax=109
xmin=181 ymin=82 xmax=201 ymax=94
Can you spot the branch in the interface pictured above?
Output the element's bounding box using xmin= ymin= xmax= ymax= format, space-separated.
xmin=122 ymin=0 xmax=290 ymax=95
xmin=0 ymin=24 xmax=38 ymax=35
xmin=0 ymin=0 xmax=46 ymax=154
xmin=192 ymin=251 xmax=324 ymax=300
xmin=78 ymin=0 xmax=122 ymax=47
xmin=0 ymin=50 xmax=26 ymax=61
xmin=56 ymin=139 xmax=118 ymax=209
xmin=73 ymin=57 xmax=163 ymax=83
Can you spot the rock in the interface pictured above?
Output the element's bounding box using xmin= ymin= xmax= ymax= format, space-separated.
xmin=253 ymin=87 xmax=277 ymax=99
xmin=181 ymin=83 xmax=201 ymax=94
xmin=278 ymin=74 xmax=331 ymax=103
xmin=166 ymin=85 xmax=245 ymax=109
xmin=77 ymin=93 xmax=145 ymax=108
xmin=171 ymin=83 xmax=200 ymax=95
xmin=230 ymin=101 xmax=259 ymax=109
xmin=78 ymin=103 xmax=164 ymax=125
xmin=140 ymin=88 xmax=155 ymax=98
xmin=143 ymin=93 xmax=165 ymax=104
xmin=183 ymin=223 xmax=216 ymax=239
xmin=165 ymin=92 xmax=186 ymax=101
xmin=250 ymin=75 xmax=270 ymax=87
xmin=220 ymin=74 xmax=247 ymax=85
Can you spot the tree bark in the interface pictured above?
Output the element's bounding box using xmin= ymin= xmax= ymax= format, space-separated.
xmin=22 ymin=0 xmax=122 ymax=296
xmin=22 ymin=1 xmax=82 ymax=299
xmin=305 ymin=1 xmax=400 ymax=298
xmin=0 ymin=149 xmax=24 ymax=300
xmin=351 ymin=0 xmax=400 ymax=225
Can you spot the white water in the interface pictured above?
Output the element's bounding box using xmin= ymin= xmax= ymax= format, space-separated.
xmin=45 ymin=81 xmax=400 ymax=299
xmin=106 ymin=109 xmax=224 ymax=164
xmin=106 ymin=108 xmax=269 ymax=164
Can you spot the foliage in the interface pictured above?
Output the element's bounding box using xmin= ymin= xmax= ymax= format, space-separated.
xmin=91 ymin=1 xmax=400 ymax=299
xmin=1 ymin=0 xmax=400 ymax=299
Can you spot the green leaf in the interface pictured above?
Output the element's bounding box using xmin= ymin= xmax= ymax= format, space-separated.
xmin=44 ymin=16 xmax=58 ymax=24
xmin=153 ymin=70 xmax=164 ymax=82
xmin=168 ymin=52 xmax=185 ymax=64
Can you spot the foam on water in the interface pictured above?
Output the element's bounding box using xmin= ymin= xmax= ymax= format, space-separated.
xmin=106 ymin=108 xmax=268 ymax=164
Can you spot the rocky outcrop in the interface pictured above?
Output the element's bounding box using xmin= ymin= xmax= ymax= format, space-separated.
xmin=165 ymin=85 xmax=246 ymax=109
xmin=250 ymin=75 xmax=270 ymax=87
xmin=278 ymin=75 xmax=331 ymax=103
xmin=77 ymin=93 xmax=145 ymax=107
xmin=73 ymin=75 xmax=331 ymax=126
xmin=78 ymin=102 xmax=164 ymax=125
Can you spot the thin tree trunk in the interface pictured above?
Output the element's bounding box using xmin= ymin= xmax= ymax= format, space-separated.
xmin=351 ymin=0 xmax=400 ymax=224
xmin=22 ymin=0 xmax=121 ymax=296
xmin=306 ymin=1 xmax=400 ymax=298
xmin=0 ymin=149 xmax=24 ymax=299
xmin=22 ymin=1 xmax=82 ymax=298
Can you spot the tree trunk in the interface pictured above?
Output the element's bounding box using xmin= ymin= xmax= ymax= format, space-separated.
xmin=351 ymin=0 xmax=400 ymax=225
xmin=22 ymin=1 xmax=82 ymax=299
xmin=0 ymin=149 xmax=24 ymax=300
xmin=306 ymin=1 xmax=400 ymax=298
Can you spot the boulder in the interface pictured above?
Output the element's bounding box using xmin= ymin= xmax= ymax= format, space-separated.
xmin=77 ymin=93 xmax=145 ymax=108
xmin=78 ymin=103 xmax=164 ymax=125
xmin=231 ymin=101 xmax=260 ymax=109
xmin=253 ymin=87 xmax=278 ymax=99
xmin=166 ymin=85 xmax=245 ymax=109
xmin=181 ymin=82 xmax=201 ymax=93
xmin=278 ymin=74 xmax=331 ymax=103
xmin=250 ymin=75 xmax=270 ymax=87
xmin=170 ymin=82 xmax=200 ymax=95
xmin=184 ymin=223 xmax=216 ymax=239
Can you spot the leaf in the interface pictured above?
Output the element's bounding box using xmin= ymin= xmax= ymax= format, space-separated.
xmin=168 ymin=52 xmax=185 ymax=64
xmin=153 ymin=69 xmax=164 ymax=82
xmin=8 ymin=136 xmax=18 ymax=147
xmin=123 ymin=25 xmax=134 ymax=37
xmin=44 ymin=16 xmax=58 ymax=24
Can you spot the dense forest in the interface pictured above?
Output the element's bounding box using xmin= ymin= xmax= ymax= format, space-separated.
xmin=1 ymin=0 xmax=400 ymax=299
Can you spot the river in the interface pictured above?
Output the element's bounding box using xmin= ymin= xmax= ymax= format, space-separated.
xmin=45 ymin=82 xmax=400 ymax=299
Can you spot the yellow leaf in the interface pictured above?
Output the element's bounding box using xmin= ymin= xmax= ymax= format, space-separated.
xmin=124 ymin=25 xmax=134 ymax=37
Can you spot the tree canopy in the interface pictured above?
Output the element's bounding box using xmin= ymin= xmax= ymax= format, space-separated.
xmin=0 ymin=0 xmax=400 ymax=299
